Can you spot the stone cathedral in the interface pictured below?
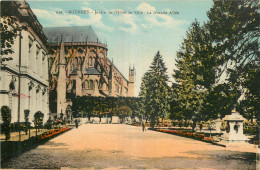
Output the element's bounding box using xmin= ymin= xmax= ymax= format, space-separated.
xmin=43 ymin=26 xmax=135 ymax=120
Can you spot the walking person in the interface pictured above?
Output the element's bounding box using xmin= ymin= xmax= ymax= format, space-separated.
xmin=142 ymin=121 xmax=146 ymax=132
xmin=75 ymin=119 xmax=78 ymax=129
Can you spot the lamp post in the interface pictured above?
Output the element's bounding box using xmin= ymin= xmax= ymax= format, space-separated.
xmin=18 ymin=30 xmax=22 ymax=142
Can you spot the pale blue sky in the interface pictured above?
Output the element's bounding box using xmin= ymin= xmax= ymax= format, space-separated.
xmin=27 ymin=0 xmax=213 ymax=96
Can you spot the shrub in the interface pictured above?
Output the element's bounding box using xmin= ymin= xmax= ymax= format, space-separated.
xmin=1 ymin=106 xmax=11 ymax=141
xmin=24 ymin=109 xmax=30 ymax=134
xmin=44 ymin=119 xmax=52 ymax=129
xmin=34 ymin=111 xmax=44 ymax=128
xmin=34 ymin=111 xmax=44 ymax=135
xmin=178 ymin=121 xmax=183 ymax=128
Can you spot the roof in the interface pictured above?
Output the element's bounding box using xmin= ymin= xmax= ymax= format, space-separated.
xmin=85 ymin=68 xmax=100 ymax=75
xmin=6 ymin=1 xmax=49 ymax=48
xmin=106 ymin=57 xmax=128 ymax=83
xmin=43 ymin=26 xmax=99 ymax=44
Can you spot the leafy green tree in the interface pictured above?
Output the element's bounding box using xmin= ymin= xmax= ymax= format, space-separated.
xmin=207 ymin=0 xmax=259 ymax=74
xmin=127 ymin=97 xmax=141 ymax=120
xmin=139 ymin=51 xmax=170 ymax=128
xmin=237 ymin=64 xmax=260 ymax=122
xmin=72 ymin=96 xmax=141 ymax=123
xmin=204 ymin=83 xmax=240 ymax=119
xmin=72 ymin=96 xmax=95 ymax=119
xmin=34 ymin=111 xmax=44 ymax=136
xmin=207 ymin=0 xmax=259 ymax=113
xmin=1 ymin=106 xmax=11 ymax=141
xmin=1 ymin=1 xmax=18 ymax=56
xmin=24 ymin=109 xmax=30 ymax=135
xmin=171 ymin=21 xmax=215 ymax=129
xmin=1 ymin=1 xmax=27 ymax=56
xmin=93 ymin=97 xmax=110 ymax=122
xmin=118 ymin=106 xmax=132 ymax=123
xmin=170 ymin=0 xmax=259 ymax=130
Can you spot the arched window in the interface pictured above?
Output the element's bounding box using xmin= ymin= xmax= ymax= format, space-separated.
xmin=73 ymin=58 xmax=78 ymax=69
xmin=92 ymin=57 xmax=95 ymax=66
xmin=89 ymin=80 xmax=93 ymax=89
xmin=99 ymin=53 xmax=103 ymax=59
xmin=85 ymin=80 xmax=89 ymax=89
xmin=89 ymin=57 xmax=91 ymax=66
xmin=72 ymin=80 xmax=76 ymax=93
xmin=95 ymin=80 xmax=98 ymax=90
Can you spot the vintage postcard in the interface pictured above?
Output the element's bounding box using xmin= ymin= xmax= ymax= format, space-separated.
xmin=1 ymin=0 xmax=259 ymax=169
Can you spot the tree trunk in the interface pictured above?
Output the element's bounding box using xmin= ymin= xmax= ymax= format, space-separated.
xmin=150 ymin=115 xmax=155 ymax=129
xmin=192 ymin=121 xmax=196 ymax=133
xmin=5 ymin=129 xmax=10 ymax=141
xmin=88 ymin=114 xmax=91 ymax=122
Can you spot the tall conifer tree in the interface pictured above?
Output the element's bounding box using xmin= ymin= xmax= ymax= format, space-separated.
xmin=139 ymin=51 xmax=170 ymax=128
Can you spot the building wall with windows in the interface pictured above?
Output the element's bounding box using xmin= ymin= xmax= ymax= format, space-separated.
xmin=0 ymin=1 xmax=49 ymax=124
xmin=44 ymin=26 xmax=135 ymax=119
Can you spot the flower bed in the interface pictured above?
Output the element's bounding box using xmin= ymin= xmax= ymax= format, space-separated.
xmin=40 ymin=127 xmax=71 ymax=140
xmin=132 ymin=123 xmax=141 ymax=126
xmin=1 ymin=127 xmax=71 ymax=164
xmin=156 ymin=129 xmax=225 ymax=146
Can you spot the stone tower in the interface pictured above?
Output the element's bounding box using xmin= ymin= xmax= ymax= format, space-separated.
xmin=57 ymin=40 xmax=67 ymax=118
xmin=128 ymin=65 xmax=135 ymax=97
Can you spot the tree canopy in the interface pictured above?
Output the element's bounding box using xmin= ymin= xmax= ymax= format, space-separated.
xmin=139 ymin=51 xmax=170 ymax=128
xmin=169 ymin=0 xmax=259 ymax=123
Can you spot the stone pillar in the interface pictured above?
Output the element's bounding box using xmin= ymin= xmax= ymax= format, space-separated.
xmin=20 ymin=78 xmax=29 ymax=122
xmin=37 ymin=49 xmax=42 ymax=77
xmin=36 ymin=85 xmax=41 ymax=111
xmin=215 ymin=118 xmax=222 ymax=133
xmin=42 ymin=52 xmax=47 ymax=79
xmin=94 ymin=80 xmax=99 ymax=96
xmin=21 ymin=30 xmax=29 ymax=68
xmin=39 ymin=87 xmax=42 ymax=112
xmin=76 ymin=70 xmax=82 ymax=96
xmin=29 ymin=39 xmax=37 ymax=73
xmin=57 ymin=43 xmax=67 ymax=118
xmin=42 ymin=88 xmax=48 ymax=123
xmin=28 ymin=82 xmax=33 ymax=123
xmin=12 ymin=92 xmax=18 ymax=123
xmin=222 ymin=110 xmax=249 ymax=143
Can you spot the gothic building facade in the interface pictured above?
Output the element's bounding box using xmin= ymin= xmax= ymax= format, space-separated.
xmin=0 ymin=1 xmax=49 ymax=123
xmin=43 ymin=26 xmax=135 ymax=120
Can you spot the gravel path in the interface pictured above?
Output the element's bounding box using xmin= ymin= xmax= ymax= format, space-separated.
xmin=2 ymin=124 xmax=258 ymax=169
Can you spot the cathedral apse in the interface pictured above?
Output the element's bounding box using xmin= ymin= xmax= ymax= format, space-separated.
xmin=44 ymin=26 xmax=135 ymax=119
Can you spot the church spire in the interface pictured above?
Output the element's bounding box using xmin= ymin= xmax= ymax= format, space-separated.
xmin=57 ymin=35 xmax=67 ymax=119
xmin=59 ymin=36 xmax=66 ymax=65
xmin=128 ymin=64 xmax=135 ymax=97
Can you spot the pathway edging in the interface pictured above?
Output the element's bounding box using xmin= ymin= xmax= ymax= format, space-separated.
xmin=149 ymin=128 xmax=226 ymax=148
